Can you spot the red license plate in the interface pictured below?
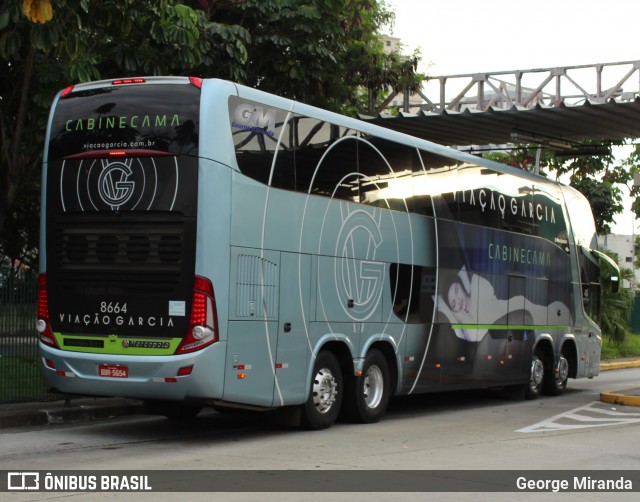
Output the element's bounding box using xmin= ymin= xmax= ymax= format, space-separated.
xmin=98 ymin=364 xmax=128 ymax=378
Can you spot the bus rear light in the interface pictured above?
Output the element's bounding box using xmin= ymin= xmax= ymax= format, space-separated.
xmin=37 ymin=274 xmax=59 ymax=348
xmin=45 ymin=359 xmax=56 ymax=369
xmin=175 ymin=276 xmax=218 ymax=355
xmin=112 ymin=78 xmax=146 ymax=85
xmin=60 ymin=85 xmax=75 ymax=98
xmin=177 ymin=366 xmax=193 ymax=377
xmin=189 ymin=77 xmax=203 ymax=88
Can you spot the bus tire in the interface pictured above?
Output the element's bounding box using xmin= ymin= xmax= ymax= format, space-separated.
xmin=301 ymin=351 xmax=343 ymax=430
xmin=525 ymin=348 xmax=545 ymax=400
xmin=342 ymin=349 xmax=390 ymax=423
xmin=543 ymin=354 xmax=569 ymax=396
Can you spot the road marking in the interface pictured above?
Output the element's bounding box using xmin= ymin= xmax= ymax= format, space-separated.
xmin=517 ymin=401 xmax=640 ymax=433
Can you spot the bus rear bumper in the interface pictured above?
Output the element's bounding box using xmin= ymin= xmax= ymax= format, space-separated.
xmin=38 ymin=341 xmax=226 ymax=401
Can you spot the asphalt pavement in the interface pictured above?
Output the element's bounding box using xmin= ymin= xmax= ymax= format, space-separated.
xmin=1 ymin=359 xmax=639 ymax=429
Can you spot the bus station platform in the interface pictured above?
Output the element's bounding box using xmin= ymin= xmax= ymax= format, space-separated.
xmin=0 ymin=359 xmax=639 ymax=430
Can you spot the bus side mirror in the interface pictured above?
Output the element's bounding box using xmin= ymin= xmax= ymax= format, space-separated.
xmin=610 ymin=275 xmax=620 ymax=294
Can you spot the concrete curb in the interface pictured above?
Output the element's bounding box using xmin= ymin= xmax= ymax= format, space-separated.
xmin=0 ymin=398 xmax=143 ymax=429
xmin=600 ymin=389 xmax=640 ymax=407
xmin=598 ymin=360 xmax=640 ymax=407
xmin=600 ymin=360 xmax=640 ymax=371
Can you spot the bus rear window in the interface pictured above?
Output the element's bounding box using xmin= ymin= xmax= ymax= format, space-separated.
xmin=48 ymin=84 xmax=200 ymax=160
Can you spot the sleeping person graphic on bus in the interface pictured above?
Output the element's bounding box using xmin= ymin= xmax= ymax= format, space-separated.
xmin=435 ymin=265 xmax=571 ymax=342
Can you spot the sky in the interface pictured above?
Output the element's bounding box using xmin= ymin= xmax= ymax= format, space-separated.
xmin=388 ymin=0 xmax=639 ymax=77
xmin=387 ymin=0 xmax=640 ymax=234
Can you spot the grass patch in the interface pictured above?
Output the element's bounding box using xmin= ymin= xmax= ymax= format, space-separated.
xmin=0 ymin=354 xmax=50 ymax=402
xmin=602 ymin=333 xmax=640 ymax=360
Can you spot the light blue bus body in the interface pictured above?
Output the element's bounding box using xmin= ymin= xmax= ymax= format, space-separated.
xmin=38 ymin=78 xmax=607 ymax=427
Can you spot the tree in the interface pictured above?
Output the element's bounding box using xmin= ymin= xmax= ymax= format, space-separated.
xmin=193 ymin=0 xmax=423 ymax=114
xmin=619 ymin=143 xmax=640 ymax=220
xmin=0 ymin=0 xmax=424 ymax=256
xmin=600 ymin=251 xmax=634 ymax=344
xmin=0 ymin=0 xmax=250 ymax=243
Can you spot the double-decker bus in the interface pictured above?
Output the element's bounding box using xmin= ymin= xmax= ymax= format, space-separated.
xmin=37 ymin=77 xmax=616 ymax=429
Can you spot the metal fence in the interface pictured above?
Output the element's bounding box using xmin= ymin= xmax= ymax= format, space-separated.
xmin=0 ymin=265 xmax=54 ymax=403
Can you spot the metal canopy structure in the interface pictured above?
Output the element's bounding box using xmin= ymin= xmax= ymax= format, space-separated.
xmin=362 ymin=60 xmax=640 ymax=148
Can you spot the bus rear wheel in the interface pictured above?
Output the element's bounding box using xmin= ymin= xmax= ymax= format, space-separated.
xmin=525 ymin=349 xmax=545 ymax=400
xmin=301 ymin=351 xmax=343 ymax=430
xmin=342 ymin=349 xmax=390 ymax=423
xmin=544 ymin=354 xmax=569 ymax=396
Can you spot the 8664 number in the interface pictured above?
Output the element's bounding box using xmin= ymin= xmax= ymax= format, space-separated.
xmin=99 ymin=302 xmax=127 ymax=314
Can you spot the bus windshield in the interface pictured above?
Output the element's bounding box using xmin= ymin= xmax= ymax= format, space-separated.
xmin=48 ymin=81 xmax=200 ymax=160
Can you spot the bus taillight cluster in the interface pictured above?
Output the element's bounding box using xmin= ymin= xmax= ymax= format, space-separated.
xmin=36 ymin=274 xmax=59 ymax=348
xmin=175 ymin=276 xmax=219 ymax=354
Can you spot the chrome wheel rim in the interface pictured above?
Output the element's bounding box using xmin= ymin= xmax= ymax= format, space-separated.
xmin=557 ymin=355 xmax=569 ymax=383
xmin=364 ymin=364 xmax=384 ymax=409
xmin=312 ymin=367 xmax=338 ymax=414
xmin=530 ymin=356 xmax=544 ymax=389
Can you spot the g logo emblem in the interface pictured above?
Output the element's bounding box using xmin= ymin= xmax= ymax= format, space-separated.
xmin=98 ymin=161 xmax=135 ymax=209
xmin=60 ymin=156 xmax=180 ymax=213
xmin=335 ymin=209 xmax=385 ymax=320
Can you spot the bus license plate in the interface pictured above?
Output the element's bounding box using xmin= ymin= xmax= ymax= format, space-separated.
xmin=98 ymin=364 xmax=128 ymax=378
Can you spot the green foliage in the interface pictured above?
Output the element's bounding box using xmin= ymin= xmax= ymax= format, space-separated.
xmin=621 ymin=144 xmax=640 ymax=219
xmin=601 ymin=333 xmax=640 ymax=359
xmin=0 ymin=355 xmax=49 ymax=402
xmin=0 ymin=0 xmax=250 ymax=261
xmin=599 ymin=251 xmax=634 ymax=344
xmin=204 ymin=0 xmax=424 ymax=113
xmin=0 ymin=0 xmax=424 ymax=256
xmin=553 ymin=142 xmax=630 ymax=235
xmin=0 ymin=161 xmax=40 ymax=269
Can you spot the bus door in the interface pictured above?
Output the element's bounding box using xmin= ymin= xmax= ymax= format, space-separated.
xmin=273 ymin=252 xmax=312 ymax=406
xmin=505 ymin=275 xmax=528 ymax=380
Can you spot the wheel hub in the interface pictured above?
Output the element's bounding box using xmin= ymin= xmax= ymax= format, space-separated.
xmin=312 ymin=368 xmax=337 ymax=414
xmin=531 ymin=357 xmax=544 ymax=387
xmin=557 ymin=355 xmax=569 ymax=382
xmin=364 ymin=365 xmax=384 ymax=409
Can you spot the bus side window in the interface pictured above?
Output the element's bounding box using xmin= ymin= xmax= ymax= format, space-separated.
xmin=270 ymin=115 xmax=296 ymax=191
xmin=292 ymin=118 xmax=358 ymax=201
xmin=417 ymin=150 xmax=461 ymax=222
xmin=534 ymin=184 xmax=570 ymax=253
xmin=231 ymin=100 xmax=290 ymax=186
xmin=389 ymin=264 xmax=435 ymax=323
xmin=577 ymin=247 xmax=602 ymax=322
xmin=359 ymin=136 xmax=414 ymax=212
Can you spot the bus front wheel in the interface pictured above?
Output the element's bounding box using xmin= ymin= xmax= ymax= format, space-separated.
xmin=301 ymin=351 xmax=343 ymax=430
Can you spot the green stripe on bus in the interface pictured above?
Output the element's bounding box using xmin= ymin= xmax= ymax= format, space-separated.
xmin=451 ymin=324 xmax=569 ymax=331
xmin=53 ymin=333 xmax=182 ymax=355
